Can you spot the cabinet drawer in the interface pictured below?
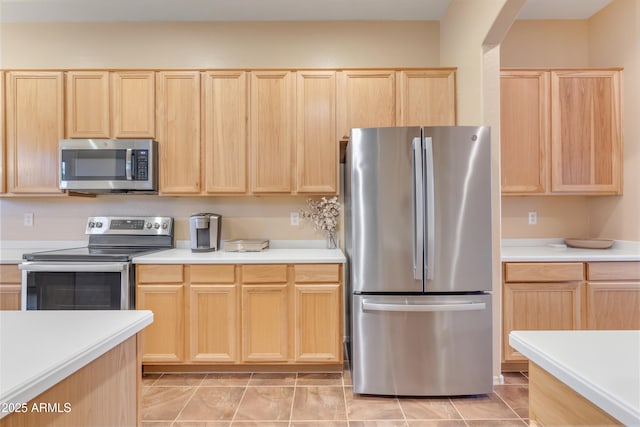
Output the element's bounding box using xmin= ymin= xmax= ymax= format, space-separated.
xmin=190 ymin=265 xmax=236 ymax=283
xmin=587 ymin=262 xmax=640 ymax=281
xmin=504 ymin=262 xmax=584 ymax=282
xmin=294 ymin=264 xmax=340 ymax=283
xmin=137 ymin=265 xmax=184 ymax=283
xmin=0 ymin=265 xmax=21 ymax=283
xmin=242 ymin=264 xmax=287 ymax=283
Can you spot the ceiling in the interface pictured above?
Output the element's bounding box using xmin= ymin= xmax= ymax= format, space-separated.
xmin=0 ymin=0 xmax=614 ymax=23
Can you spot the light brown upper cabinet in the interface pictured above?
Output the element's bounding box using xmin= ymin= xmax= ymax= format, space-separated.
xmin=6 ymin=71 xmax=65 ymax=194
xmin=296 ymin=71 xmax=337 ymax=194
xmin=112 ymin=71 xmax=155 ymax=138
xmin=500 ymin=68 xmax=622 ymax=196
xmin=250 ymin=71 xmax=295 ymax=193
xmin=202 ymin=71 xmax=248 ymax=194
xmin=337 ymin=70 xmax=396 ymax=140
xmin=66 ymin=71 xmax=110 ymax=138
xmin=500 ymin=70 xmax=549 ymax=194
xmin=156 ymin=71 xmax=201 ymax=194
xmin=551 ymin=70 xmax=622 ymax=194
xmin=397 ymin=69 xmax=456 ymax=126
xmin=66 ymin=71 xmax=155 ymax=139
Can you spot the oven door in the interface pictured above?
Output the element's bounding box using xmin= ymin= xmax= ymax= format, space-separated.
xmin=19 ymin=262 xmax=132 ymax=310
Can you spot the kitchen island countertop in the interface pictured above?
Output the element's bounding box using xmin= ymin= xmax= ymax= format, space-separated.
xmin=502 ymin=239 xmax=640 ymax=262
xmin=509 ymin=330 xmax=640 ymax=426
xmin=0 ymin=310 xmax=153 ymax=420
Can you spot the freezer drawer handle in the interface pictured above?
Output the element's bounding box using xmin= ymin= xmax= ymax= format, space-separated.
xmin=362 ymin=300 xmax=486 ymax=312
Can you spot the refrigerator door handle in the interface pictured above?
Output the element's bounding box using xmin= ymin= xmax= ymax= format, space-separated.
xmin=362 ymin=300 xmax=486 ymax=312
xmin=411 ymin=137 xmax=424 ymax=281
xmin=424 ymin=136 xmax=435 ymax=281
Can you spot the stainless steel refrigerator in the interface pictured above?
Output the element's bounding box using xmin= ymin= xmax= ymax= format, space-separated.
xmin=345 ymin=126 xmax=493 ymax=396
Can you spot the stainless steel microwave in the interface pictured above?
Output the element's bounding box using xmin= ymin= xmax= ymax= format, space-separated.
xmin=59 ymin=139 xmax=157 ymax=193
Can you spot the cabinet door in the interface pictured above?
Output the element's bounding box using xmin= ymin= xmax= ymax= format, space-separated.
xmin=551 ymin=70 xmax=622 ymax=194
xmin=241 ymin=284 xmax=289 ymax=362
xmin=66 ymin=71 xmax=110 ymax=138
xmin=585 ymin=283 xmax=640 ymax=330
xmin=294 ymin=284 xmax=341 ymax=362
xmin=397 ymin=69 xmax=456 ymax=126
xmin=190 ymin=284 xmax=238 ymax=362
xmin=0 ymin=264 xmax=21 ymax=310
xmin=189 ymin=264 xmax=238 ymax=363
xmin=202 ymin=71 xmax=248 ymax=194
xmin=250 ymin=71 xmax=294 ymax=193
xmin=156 ymin=71 xmax=201 ymax=194
xmin=500 ymin=70 xmax=549 ymax=194
xmin=503 ymin=282 xmax=581 ymax=362
xmin=296 ymin=71 xmax=337 ymax=194
xmin=112 ymin=71 xmax=155 ymax=138
xmin=337 ymin=70 xmax=396 ymax=140
xmin=6 ymin=72 xmax=65 ymax=194
xmin=137 ymin=284 xmax=185 ymax=363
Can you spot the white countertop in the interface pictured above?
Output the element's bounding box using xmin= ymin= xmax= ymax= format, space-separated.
xmin=0 ymin=240 xmax=346 ymax=264
xmin=502 ymin=239 xmax=640 ymax=262
xmin=132 ymin=247 xmax=346 ymax=264
xmin=0 ymin=241 xmax=86 ymax=264
xmin=0 ymin=310 xmax=153 ymax=419
xmin=509 ymin=330 xmax=640 ymax=426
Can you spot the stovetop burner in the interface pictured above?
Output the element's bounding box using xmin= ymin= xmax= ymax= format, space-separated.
xmin=23 ymin=216 xmax=174 ymax=262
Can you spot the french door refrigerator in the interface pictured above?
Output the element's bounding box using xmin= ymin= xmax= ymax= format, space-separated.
xmin=345 ymin=126 xmax=493 ymax=396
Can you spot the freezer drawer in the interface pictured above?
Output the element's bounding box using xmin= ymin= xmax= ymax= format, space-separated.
xmin=352 ymin=293 xmax=492 ymax=396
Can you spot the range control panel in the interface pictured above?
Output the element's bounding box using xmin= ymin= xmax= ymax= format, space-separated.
xmin=86 ymin=216 xmax=173 ymax=235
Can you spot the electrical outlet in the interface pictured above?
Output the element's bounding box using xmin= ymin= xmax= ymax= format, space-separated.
xmin=290 ymin=212 xmax=300 ymax=226
xmin=24 ymin=212 xmax=34 ymax=227
xmin=528 ymin=211 xmax=537 ymax=225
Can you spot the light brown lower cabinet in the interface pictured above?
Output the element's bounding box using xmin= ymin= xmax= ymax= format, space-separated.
xmin=585 ymin=261 xmax=640 ymax=330
xmin=137 ymin=263 xmax=343 ymax=367
xmin=502 ymin=261 xmax=640 ymax=368
xmin=0 ymin=264 xmax=21 ymax=310
xmin=190 ymin=264 xmax=239 ymax=363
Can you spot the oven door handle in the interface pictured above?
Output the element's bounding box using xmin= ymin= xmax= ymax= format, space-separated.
xmin=19 ymin=262 xmax=129 ymax=273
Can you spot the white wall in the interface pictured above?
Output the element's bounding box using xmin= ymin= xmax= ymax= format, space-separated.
xmin=500 ymin=2 xmax=640 ymax=241
xmin=588 ymin=0 xmax=640 ymax=241
xmin=0 ymin=21 xmax=440 ymax=242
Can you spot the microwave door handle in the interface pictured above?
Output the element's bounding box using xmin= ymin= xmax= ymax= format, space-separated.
xmin=125 ymin=149 xmax=133 ymax=180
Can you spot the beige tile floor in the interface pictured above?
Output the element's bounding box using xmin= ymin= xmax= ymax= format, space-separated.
xmin=141 ymin=371 xmax=530 ymax=427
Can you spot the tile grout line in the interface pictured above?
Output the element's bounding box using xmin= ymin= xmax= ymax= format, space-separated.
xmin=168 ymin=374 xmax=206 ymax=425
xmin=493 ymin=386 xmax=528 ymax=423
xmin=288 ymin=373 xmax=299 ymax=427
xmin=395 ymin=394 xmax=408 ymax=426
xmin=342 ymin=375 xmax=351 ymax=426
xmin=230 ymin=372 xmax=253 ymax=424
xmin=448 ymin=397 xmax=471 ymax=427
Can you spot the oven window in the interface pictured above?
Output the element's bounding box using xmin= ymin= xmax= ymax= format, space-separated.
xmin=28 ymin=272 xmax=123 ymax=310
xmin=61 ymin=150 xmax=126 ymax=180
